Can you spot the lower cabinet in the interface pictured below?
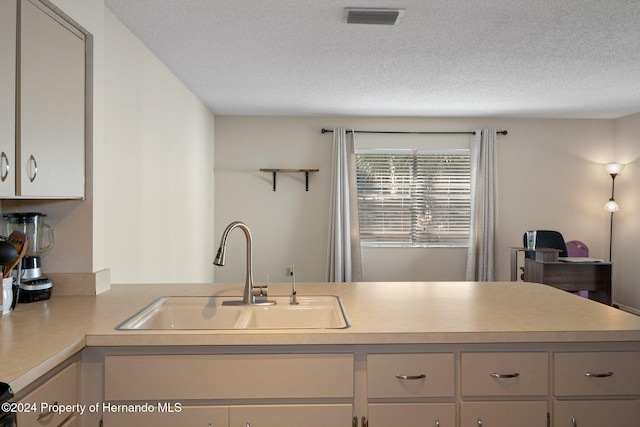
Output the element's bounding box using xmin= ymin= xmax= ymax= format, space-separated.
xmin=230 ymin=404 xmax=353 ymax=427
xmin=18 ymin=362 xmax=79 ymax=427
xmin=368 ymin=403 xmax=455 ymax=427
xmin=103 ymin=405 xmax=229 ymax=426
xmin=460 ymin=401 xmax=548 ymax=427
xmin=553 ymin=400 xmax=640 ymax=427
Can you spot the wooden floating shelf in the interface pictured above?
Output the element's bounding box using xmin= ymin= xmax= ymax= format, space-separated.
xmin=259 ymin=169 xmax=320 ymax=191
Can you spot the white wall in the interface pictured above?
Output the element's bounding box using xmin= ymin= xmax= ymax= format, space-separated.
xmin=613 ymin=112 xmax=640 ymax=313
xmin=214 ymin=116 xmax=616 ymax=288
xmin=6 ymin=1 xmax=216 ymax=285
xmin=104 ymin=10 xmax=215 ymax=284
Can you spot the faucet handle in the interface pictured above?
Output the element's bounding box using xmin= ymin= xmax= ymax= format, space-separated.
xmin=251 ymin=285 xmax=267 ymax=297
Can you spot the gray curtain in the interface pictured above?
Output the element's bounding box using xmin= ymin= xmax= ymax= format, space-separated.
xmin=465 ymin=128 xmax=498 ymax=281
xmin=326 ymin=128 xmax=363 ymax=282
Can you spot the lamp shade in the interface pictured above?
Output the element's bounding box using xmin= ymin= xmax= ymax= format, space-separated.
xmin=604 ymin=163 xmax=625 ymax=175
xmin=604 ymin=199 xmax=619 ymax=212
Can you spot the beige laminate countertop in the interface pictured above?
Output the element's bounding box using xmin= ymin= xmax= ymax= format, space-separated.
xmin=2 ymin=281 xmax=640 ymax=392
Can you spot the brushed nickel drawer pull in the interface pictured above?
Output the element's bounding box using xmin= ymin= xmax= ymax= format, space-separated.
xmin=571 ymin=416 xmax=577 ymax=427
xmin=36 ymin=401 xmax=58 ymax=420
xmin=0 ymin=151 xmax=9 ymax=182
xmin=490 ymin=372 xmax=520 ymax=378
xmin=584 ymin=371 xmax=614 ymax=378
xmin=395 ymin=374 xmax=426 ymax=380
xmin=28 ymin=154 xmax=38 ymax=182
xmin=477 ymin=418 xmax=483 ymax=426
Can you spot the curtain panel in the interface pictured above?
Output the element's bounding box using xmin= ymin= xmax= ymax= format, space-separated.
xmin=326 ymin=128 xmax=363 ymax=282
xmin=465 ymin=128 xmax=498 ymax=281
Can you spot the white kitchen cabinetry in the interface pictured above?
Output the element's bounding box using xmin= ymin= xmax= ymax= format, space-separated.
xmin=18 ymin=0 xmax=85 ymax=198
xmin=0 ymin=0 xmax=17 ymax=197
xmin=17 ymin=362 xmax=79 ymax=427
xmin=552 ymin=351 xmax=640 ymax=427
xmin=91 ymin=345 xmax=640 ymax=427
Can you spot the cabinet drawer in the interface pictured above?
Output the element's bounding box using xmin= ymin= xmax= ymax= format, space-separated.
xmin=368 ymin=403 xmax=455 ymax=427
xmin=105 ymin=353 xmax=353 ymax=400
xmin=553 ymin=400 xmax=640 ymax=427
xmin=367 ymin=353 xmax=454 ymax=398
xmin=554 ymin=351 xmax=640 ymax=396
xmin=18 ymin=363 xmax=78 ymax=427
xmin=461 ymin=352 xmax=548 ymax=396
xmin=103 ymin=405 xmax=229 ymax=427
xmin=460 ymin=401 xmax=548 ymax=427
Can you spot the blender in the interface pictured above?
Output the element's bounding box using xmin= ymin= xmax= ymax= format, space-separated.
xmin=3 ymin=212 xmax=54 ymax=303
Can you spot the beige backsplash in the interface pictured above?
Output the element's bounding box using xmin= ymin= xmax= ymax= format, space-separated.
xmin=48 ymin=269 xmax=111 ymax=295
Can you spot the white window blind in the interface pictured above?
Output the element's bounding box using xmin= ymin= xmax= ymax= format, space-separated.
xmin=355 ymin=149 xmax=471 ymax=247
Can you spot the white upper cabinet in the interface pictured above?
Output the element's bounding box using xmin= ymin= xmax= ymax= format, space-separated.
xmin=17 ymin=0 xmax=86 ymax=198
xmin=0 ymin=0 xmax=17 ymax=197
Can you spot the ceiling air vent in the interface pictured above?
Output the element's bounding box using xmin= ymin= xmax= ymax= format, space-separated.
xmin=343 ymin=7 xmax=405 ymax=25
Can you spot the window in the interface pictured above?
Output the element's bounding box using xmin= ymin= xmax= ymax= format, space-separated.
xmin=355 ymin=148 xmax=471 ymax=247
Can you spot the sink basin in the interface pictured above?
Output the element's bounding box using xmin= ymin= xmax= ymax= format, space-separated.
xmin=116 ymin=295 xmax=350 ymax=330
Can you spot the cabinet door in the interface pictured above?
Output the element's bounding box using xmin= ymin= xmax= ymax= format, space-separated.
xmin=229 ymin=404 xmax=353 ymax=427
xmin=17 ymin=363 xmax=78 ymax=427
xmin=368 ymin=403 xmax=455 ymax=427
xmin=553 ymin=400 xmax=640 ymax=427
xmin=103 ymin=405 xmax=229 ymax=427
xmin=460 ymin=401 xmax=547 ymax=427
xmin=19 ymin=0 xmax=85 ymax=198
xmin=0 ymin=0 xmax=16 ymax=197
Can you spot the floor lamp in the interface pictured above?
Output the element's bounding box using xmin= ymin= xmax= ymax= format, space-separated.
xmin=603 ymin=163 xmax=624 ymax=262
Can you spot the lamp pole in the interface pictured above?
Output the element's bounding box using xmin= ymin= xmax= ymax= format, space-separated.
xmin=608 ymin=173 xmax=617 ymax=262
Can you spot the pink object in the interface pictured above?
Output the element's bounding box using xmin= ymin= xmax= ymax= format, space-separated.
xmin=566 ymin=240 xmax=589 ymax=257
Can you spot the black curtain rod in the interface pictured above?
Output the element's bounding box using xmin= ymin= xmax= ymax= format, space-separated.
xmin=321 ymin=128 xmax=508 ymax=136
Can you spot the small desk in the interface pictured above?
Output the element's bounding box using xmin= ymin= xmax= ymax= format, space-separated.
xmin=523 ymin=259 xmax=612 ymax=305
xmin=510 ymin=247 xmax=612 ymax=305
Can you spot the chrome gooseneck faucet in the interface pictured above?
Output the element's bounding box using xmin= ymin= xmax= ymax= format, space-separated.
xmin=214 ymin=221 xmax=269 ymax=305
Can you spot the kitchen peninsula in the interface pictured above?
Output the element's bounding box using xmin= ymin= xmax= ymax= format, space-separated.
xmin=2 ymin=281 xmax=640 ymax=426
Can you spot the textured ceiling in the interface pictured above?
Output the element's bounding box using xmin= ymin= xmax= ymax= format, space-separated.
xmin=104 ymin=0 xmax=640 ymax=118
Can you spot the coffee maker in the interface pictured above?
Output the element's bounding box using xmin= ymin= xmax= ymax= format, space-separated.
xmin=3 ymin=212 xmax=54 ymax=303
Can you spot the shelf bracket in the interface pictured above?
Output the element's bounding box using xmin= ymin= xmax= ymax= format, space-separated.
xmin=260 ymin=169 xmax=319 ymax=192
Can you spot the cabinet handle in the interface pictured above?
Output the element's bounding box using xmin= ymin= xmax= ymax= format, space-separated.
xmin=362 ymin=416 xmax=368 ymax=427
xmin=36 ymin=400 xmax=58 ymax=420
xmin=435 ymin=420 xmax=440 ymax=427
xmin=584 ymin=371 xmax=614 ymax=378
xmin=490 ymin=372 xmax=520 ymax=378
xmin=477 ymin=418 xmax=483 ymax=426
xmin=395 ymin=374 xmax=426 ymax=380
xmin=28 ymin=154 xmax=38 ymax=182
xmin=0 ymin=151 xmax=9 ymax=182
xmin=571 ymin=416 xmax=577 ymax=427
xmin=353 ymin=416 xmax=358 ymax=427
